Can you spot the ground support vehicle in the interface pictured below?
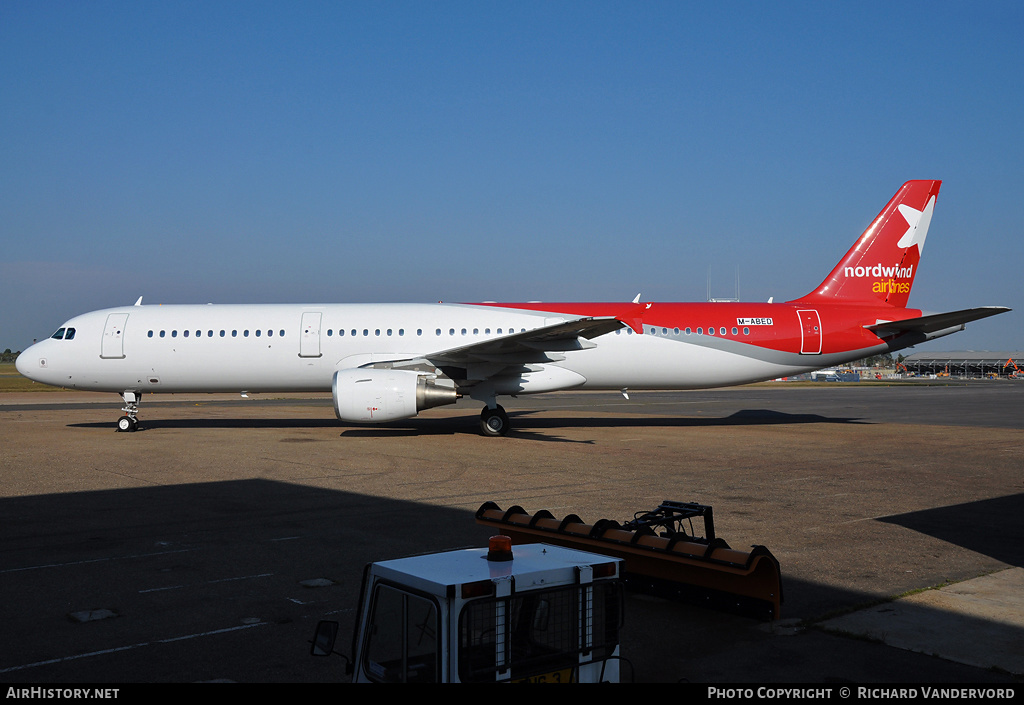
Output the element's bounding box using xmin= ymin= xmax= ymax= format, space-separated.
xmin=312 ymin=537 xmax=626 ymax=682
xmin=476 ymin=501 xmax=782 ymax=620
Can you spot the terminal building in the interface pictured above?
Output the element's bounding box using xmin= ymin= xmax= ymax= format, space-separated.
xmin=901 ymin=351 xmax=1023 ymax=378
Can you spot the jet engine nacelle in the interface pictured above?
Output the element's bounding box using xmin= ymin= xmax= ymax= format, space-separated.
xmin=333 ymin=368 xmax=458 ymax=423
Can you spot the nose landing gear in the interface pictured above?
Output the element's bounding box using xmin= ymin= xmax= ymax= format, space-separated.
xmin=117 ymin=392 xmax=140 ymax=432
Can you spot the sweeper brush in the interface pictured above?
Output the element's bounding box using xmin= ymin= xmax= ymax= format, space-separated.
xmin=476 ymin=500 xmax=782 ymax=620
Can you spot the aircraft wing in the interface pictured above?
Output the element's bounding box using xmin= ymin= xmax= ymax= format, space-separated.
xmin=346 ymin=316 xmax=625 ymax=375
xmin=425 ymin=316 xmax=624 ymax=365
xmin=867 ymin=306 xmax=1011 ymax=336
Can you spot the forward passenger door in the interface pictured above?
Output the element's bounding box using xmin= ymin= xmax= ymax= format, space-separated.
xmin=100 ymin=313 xmax=129 ymax=359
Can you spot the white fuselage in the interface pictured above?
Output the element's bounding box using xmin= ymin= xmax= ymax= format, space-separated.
xmin=16 ymin=302 xmax=838 ymax=396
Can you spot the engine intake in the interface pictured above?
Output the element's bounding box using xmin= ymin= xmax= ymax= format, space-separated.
xmin=333 ymin=368 xmax=458 ymax=423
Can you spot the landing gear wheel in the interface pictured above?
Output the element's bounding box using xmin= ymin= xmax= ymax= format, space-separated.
xmin=479 ymin=405 xmax=509 ymax=437
xmin=118 ymin=392 xmax=141 ymax=432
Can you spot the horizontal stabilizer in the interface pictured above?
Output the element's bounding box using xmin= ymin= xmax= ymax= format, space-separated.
xmin=867 ymin=306 xmax=1010 ymax=336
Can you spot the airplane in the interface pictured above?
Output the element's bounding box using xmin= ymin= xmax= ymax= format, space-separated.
xmin=15 ymin=180 xmax=1010 ymax=436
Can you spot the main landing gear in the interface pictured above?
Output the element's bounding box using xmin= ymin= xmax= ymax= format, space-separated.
xmin=479 ymin=404 xmax=509 ymax=437
xmin=117 ymin=392 xmax=140 ymax=432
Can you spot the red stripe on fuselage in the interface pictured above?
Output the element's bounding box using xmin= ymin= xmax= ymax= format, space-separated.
xmin=473 ymin=301 xmax=923 ymax=355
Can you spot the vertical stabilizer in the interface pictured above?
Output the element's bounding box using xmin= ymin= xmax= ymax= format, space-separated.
xmin=794 ymin=180 xmax=941 ymax=308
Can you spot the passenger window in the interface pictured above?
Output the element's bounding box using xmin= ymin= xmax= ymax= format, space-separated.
xmin=172 ymin=330 xmax=178 ymax=338
xmin=280 ymin=330 xmax=285 ymax=337
xmin=244 ymin=330 xmax=249 ymax=337
xmin=697 ymin=328 xmax=703 ymax=335
xmin=708 ymin=328 xmax=714 ymax=336
xmin=183 ymin=330 xmax=190 ymax=338
xmin=148 ymin=331 xmax=154 ymax=338
xmin=721 ymin=327 xmax=727 ymax=335
xmin=743 ymin=327 xmax=750 ymax=335
xmin=685 ymin=327 xmax=692 ymax=335
xmin=208 ymin=330 xmax=213 ymax=337
xmin=256 ymin=330 xmax=261 ymax=337
xmin=327 ymin=329 xmax=332 ymax=337
xmin=220 ymin=330 xmax=226 ymax=337
xmin=160 ymin=330 xmax=166 ymax=338
xmin=731 ymin=327 xmax=738 ymax=335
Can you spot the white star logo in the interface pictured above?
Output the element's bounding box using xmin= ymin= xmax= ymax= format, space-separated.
xmin=895 ymin=195 xmax=935 ymax=253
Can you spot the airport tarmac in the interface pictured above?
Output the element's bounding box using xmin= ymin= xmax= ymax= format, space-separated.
xmin=0 ymin=382 xmax=1022 ymax=684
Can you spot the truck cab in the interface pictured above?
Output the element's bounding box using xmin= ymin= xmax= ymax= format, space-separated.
xmin=312 ymin=537 xmax=624 ymax=683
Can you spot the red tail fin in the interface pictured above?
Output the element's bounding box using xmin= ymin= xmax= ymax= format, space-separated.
xmin=794 ymin=180 xmax=941 ymax=308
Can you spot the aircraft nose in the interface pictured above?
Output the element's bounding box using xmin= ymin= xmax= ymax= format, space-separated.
xmin=15 ymin=348 xmax=29 ymax=376
xmin=15 ymin=343 xmax=42 ymax=381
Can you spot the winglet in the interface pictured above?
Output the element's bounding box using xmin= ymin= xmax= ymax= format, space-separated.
xmin=619 ymin=299 xmax=652 ymax=334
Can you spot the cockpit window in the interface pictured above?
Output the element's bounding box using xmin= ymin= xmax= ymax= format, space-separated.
xmin=50 ymin=327 xmax=77 ymax=340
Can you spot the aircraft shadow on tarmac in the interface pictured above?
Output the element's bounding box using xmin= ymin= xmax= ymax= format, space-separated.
xmin=879 ymin=493 xmax=1024 ymax=569
xmin=0 ymin=478 xmax=1016 ymax=683
xmin=508 ymin=408 xmax=869 ymax=429
xmin=70 ymin=418 xmax=346 ymax=431
xmin=69 ymin=408 xmax=868 ymax=437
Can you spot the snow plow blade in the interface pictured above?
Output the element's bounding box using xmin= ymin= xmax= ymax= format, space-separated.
xmin=476 ymin=501 xmax=782 ymax=620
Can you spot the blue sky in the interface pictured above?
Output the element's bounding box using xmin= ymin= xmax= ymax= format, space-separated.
xmin=2 ymin=1 xmax=1021 ymax=352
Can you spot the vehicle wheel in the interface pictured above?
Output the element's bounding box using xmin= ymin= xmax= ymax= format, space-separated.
xmin=479 ymin=405 xmax=509 ymax=437
xmin=117 ymin=416 xmax=135 ymax=432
